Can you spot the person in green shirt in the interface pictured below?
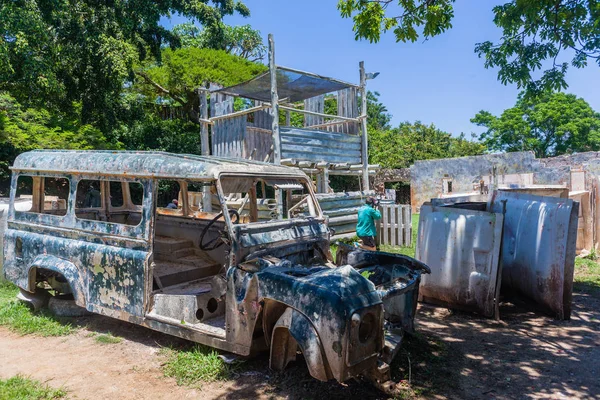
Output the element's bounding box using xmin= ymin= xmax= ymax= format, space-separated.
xmin=356 ymin=197 xmax=381 ymax=251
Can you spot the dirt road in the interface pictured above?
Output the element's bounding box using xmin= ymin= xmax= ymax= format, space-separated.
xmin=1 ymin=290 xmax=599 ymax=400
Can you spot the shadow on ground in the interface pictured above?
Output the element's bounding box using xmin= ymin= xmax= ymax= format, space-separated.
xmin=42 ymin=285 xmax=600 ymax=400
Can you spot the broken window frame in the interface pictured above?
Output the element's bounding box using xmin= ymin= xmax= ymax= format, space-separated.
xmin=13 ymin=174 xmax=70 ymax=219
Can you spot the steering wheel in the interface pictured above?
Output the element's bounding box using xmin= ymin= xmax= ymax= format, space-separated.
xmin=199 ymin=209 xmax=240 ymax=251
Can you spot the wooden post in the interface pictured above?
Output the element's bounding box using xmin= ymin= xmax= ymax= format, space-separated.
xmin=323 ymin=167 xmax=330 ymax=193
xmin=359 ymin=61 xmax=370 ymax=190
xmin=269 ymin=34 xmax=281 ymax=165
xmin=269 ymin=34 xmax=283 ymax=219
xmin=199 ymin=85 xmax=212 ymax=212
xmin=199 ymin=86 xmax=209 ymax=155
xmin=249 ymin=185 xmax=258 ymax=222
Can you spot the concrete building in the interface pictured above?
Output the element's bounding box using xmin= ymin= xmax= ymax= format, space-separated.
xmin=410 ymin=151 xmax=600 ymax=252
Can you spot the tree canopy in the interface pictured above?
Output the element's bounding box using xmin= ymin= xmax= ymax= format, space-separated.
xmin=337 ymin=0 xmax=600 ymax=94
xmin=0 ymin=92 xmax=116 ymax=190
xmin=369 ymin=121 xmax=485 ymax=169
xmin=0 ymin=0 xmax=250 ymax=131
xmin=135 ymin=48 xmax=267 ymax=122
xmin=173 ymin=22 xmax=266 ymax=61
xmin=472 ymin=92 xmax=600 ymax=158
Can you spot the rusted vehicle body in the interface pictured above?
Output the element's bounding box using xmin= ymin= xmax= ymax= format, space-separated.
xmin=417 ymin=191 xmax=578 ymax=320
xmin=2 ymin=150 xmax=428 ymax=390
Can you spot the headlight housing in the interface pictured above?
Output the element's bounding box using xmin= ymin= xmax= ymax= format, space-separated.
xmin=346 ymin=305 xmax=384 ymax=368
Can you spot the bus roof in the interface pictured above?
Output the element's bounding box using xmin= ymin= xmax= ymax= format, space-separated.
xmin=12 ymin=150 xmax=307 ymax=180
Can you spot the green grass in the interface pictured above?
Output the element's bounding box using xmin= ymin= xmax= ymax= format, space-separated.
xmin=94 ymin=332 xmax=122 ymax=344
xmin=574 ymin=256 xmax=600 ymax=295
xmin=161 ymin=345 xmax=239 ymax=387
xmin=379 ymin=214 xmax=419 ymax=258
xmin=0 ymin=375 xmax=66 ymax=400
xmin=0 ymin=281 xmax=75 ymax=337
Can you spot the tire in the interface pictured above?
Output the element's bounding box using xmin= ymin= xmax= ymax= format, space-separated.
xmin=48 ymin=296 xmax=91 ymax=317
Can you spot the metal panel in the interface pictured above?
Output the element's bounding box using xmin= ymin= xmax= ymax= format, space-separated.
xmin=280 ymin=127 xmax=362 ymax=164
xmin=416 ymin=205 xmax=504 ymax=318
xmin=489 ymin=191 xmax=578 ymax=320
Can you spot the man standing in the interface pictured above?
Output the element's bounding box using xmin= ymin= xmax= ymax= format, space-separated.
xmin=356 ymin=197 xmax=381 ymax=251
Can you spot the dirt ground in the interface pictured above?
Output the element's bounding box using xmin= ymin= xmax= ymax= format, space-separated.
xmin=1 ymin=289 xmax=599 ymax=400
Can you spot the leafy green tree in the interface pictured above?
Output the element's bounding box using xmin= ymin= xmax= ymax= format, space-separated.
xmin=173 ymin=22 xmax=266 ymax=61
xmin=472 ymin=92 xmax=600 ymax=158
xmin=0 ymin=92 xmax=116 ymax=194
xmin=116 ymin=114 xmax=201 ymax=155
xmin=367 ymin=91 xmax=391 ymax=131
xmin=337 ymin=0 xmax=454 ymax=43
xmin=0 ymin=0 xmax=250 ymax=132
xmin=369 ymin=121 xmax=485 ymax=168
xmin=135 ymin=48 xmax=267 ymax=122
xmin=337 ymin=1 xmax=600 ymax=94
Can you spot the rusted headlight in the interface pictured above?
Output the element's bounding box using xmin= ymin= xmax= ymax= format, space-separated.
xmin=358 ymin=312 xmax=375 ymax=343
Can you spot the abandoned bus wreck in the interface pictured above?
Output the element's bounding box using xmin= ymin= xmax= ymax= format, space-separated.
xmin=2 ymin=149 xmax=430 ymax=392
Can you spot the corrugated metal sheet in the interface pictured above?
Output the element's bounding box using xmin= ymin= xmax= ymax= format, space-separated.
xmin=416 ymin=205 xmax=504 ymax=318
xmin=280 ymin=127 xmax=362 ymax=164
xmin=489 ymin=191 xmax=579 ymax=319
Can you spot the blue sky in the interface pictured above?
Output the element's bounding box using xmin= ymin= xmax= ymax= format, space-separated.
xmin=162 ymin=1 xmax=599 ymax=136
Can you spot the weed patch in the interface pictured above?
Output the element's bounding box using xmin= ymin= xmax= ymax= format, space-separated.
xmin=574 ymin=257 xmax=600 ymax=295
xmin=0 ymin=282 xmax=74 ymax=336
xmin=95 ymin=332 xmax=122 ymax=344
xmin=0 ymin=375 xmax=66 ymax=400
xmin=390 ymin=331 xmax=460 ymax=399
xmin=161 ymin=345 xmax=240 ymax=387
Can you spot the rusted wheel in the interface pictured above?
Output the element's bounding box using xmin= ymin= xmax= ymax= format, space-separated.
xmin=48 ymin=296 xmax=90 ymax=317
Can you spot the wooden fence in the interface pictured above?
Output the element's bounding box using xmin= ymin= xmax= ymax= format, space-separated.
xmin=377 ymin=204 xmax=412 ymax=247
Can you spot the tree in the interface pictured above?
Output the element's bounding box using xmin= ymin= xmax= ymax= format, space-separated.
xmin=0 ymin=0 xmax=250 ymax=132
xmin=369 ymin=121 xmax=485 ymax=169
xmin=471 ymin=92 xmax=600 ymax=158
xmin=135 ymin=48 xmax=267 ymax=123
xmin=367 ymin=91 xmax=392 ymax=131
xmin=0 ymin=92 xmax=116 ymax=194
xmin=173 ymin=22 xmax=266 ymax=61
xmin=337 ymin=1 xmax=600 ymax=94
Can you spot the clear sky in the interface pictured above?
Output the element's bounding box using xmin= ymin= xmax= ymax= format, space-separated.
xmin=162 ymin=1 xmax=599 ymax=136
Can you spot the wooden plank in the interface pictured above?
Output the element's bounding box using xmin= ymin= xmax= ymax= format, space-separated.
xmin=280 ymin=105 xmax=359 ymax=122
xmin=382 ymin=205 xmax=388 ymax=245
xmin=210 ymin=103 xmax=269 ymax=122
xmin=403 ymin=206 xmax=411 ymax=246
xmin=396 ymin=206 xmax=402 ymax=246
xmin=390 ymin=205 xmax=396 ymax=246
